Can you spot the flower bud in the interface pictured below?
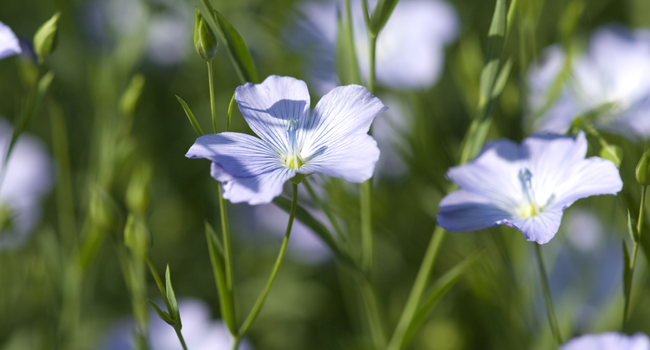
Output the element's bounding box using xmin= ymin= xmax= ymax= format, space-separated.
xmin=34 ymin=12 xmax=61 ymax=63
xmin=194 ymin=10 xmax=218 ymax=61
xmin=119 ymin=74 xmax=146 ymax=117
xmin=126 ymin=164 xmax=152 ymax=216
xmin=636 ymin=150 xmax=650 ymax=187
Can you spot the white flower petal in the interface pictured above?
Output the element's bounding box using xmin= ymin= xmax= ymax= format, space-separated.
xmin=0 ymin=22 xmax=21 ymax=59
xmin=235 ymin=75 xmax=311 ymax=154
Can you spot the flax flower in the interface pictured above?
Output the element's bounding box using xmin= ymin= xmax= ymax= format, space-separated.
xmin=0 ymin=118 xmax=53 ymax=250
xmin=559 ymin=332 xmax=650 ymax=350
xmin=0 ymin=21 xmax=21 ymax=59
xmin=287 ymin=0 xmax=458 ymax=94
xmin=529 ymin=26 xmax=650 ymax=140
xmin=437 ymin=132 xmax=622 ymax=244
xmin=186 ymin=75 xmax=386 ymax=205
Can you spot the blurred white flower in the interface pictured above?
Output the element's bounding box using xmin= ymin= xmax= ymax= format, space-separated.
xmin=0 ymin=118 xmax=53 ymax=250
xmin=251 ymin=202 xmax=332 ymax=264
xmin=373 ymin=94 xmax=414 ymax=179
xmin=559 ymin=332 xmax=650 ymax=350
xmin=529 ymin=26 xmax=650 ymax=140
xmin=287 ymin=0 xmax=459 ymax=94
xmin=0 ymin=21 xmax=22 ymax=59
xmin=87 ymin=0 xmax=192 ymax=66
xmin=102 ymin=298 xmax=252 ymax=350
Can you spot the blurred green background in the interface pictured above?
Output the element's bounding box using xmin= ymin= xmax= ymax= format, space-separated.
xmin=1 ymin=0 xmax=650 ymax=349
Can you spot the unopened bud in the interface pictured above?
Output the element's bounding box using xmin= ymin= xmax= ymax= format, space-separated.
xmin=34 ymin=12 xmax=61 ymax=63
xmin=193 ymin=10 xmax=218 ymax=61
xmin=636 ymin=150 xmax=650 ymax=187
xmin=126 ymin=164 xmax=152 ymax=216
xmin=119 ymin=74 xmax=146 ymax=117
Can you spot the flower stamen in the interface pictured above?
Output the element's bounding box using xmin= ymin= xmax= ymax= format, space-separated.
xmin=519 ymin=168 xmax=540 ymax=217
xmin=285 ymin=118 xmax=303 ymax=169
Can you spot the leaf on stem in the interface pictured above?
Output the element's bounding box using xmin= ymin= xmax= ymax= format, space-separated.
xmin=176 ymin=95 xmax=205 ymax=136
xmin=148 ymin=299 xmax=175 ymax=326
xmin=205 ymin=222 xmax=237 ymax=334
xmin=369 ymin=0 xmax=400 ymax=35
xmin=165 ymin=265 xmax=181 ymax=327
xmin=227 ymin=91 xmax=235 ymax=132
xmin=628 ymin=209 xmax=640 ymax=243
xmin=197 ymin=0 xmax=258 ymax=84
xmin=623 ymin=241 xmax=633 ymax=317
xmin=402 ymin=251 xmax=482 ymax=347
xmin=336 ymin=1 xmax=362 ymax=86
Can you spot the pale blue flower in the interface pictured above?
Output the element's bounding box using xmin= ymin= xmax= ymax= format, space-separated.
xmin=0 ymin=21 xmax=22 ymax=59
xmin=287 ymin=0 xmax=459 ymax=94
xmin=186 ymin=75 xmax=387 ymax=205
xmin=0 ymin=118 xmax=53 ymax=250
xmin=437 ymin=132 xmax=622 ymax=244
xmin=558 ymin=332 xmax=650 ymax=350
xmin=529 ymin=26 xmax=650 ymax=140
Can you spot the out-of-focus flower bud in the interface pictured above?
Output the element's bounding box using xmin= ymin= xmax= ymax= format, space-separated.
xmin=33 ymin=12 xmax=61 ymax=63
xmin=124 ymin=214 xmax=150 ymax=255
xmin=119 ymin=74 xmax=146 ymax=117
xmin=636 ymin=150 xmax=650 ymax=187
xmin=126 ymin=164 xmax=152 ymax=216
xmin=599 ymin=144 xmax=623 ymax=168
xmin=193 ymin=10 xmax=218 ymax=61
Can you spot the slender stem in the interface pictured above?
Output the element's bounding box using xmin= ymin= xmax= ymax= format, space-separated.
xmin=535 ymin=244 xmax=562 ymax=346
xmin=207 ymin=61 xmax=218 ymax=134
xmin=360 ymin=277 xmax=386 ymax=349
xmin=235 ymin=183 xmax=299 ymax=346
xmin=174 ymin=327 xmax=189 ymax=350
xmin=624 ymin=185 xmax=646 ymax=324
xmin=360 ymin=180 xmax=373 ymax=274
xmin=218 ymin=183 xmax=235 ymax=291
xmin=387 ymin=226 xmax=446 ymax=350
xmin=207 ymin=60 xmax=236 ymax=312
xmin=367 ymin=35 xmax=378 ymax=94
xmin=231 ymin=337 xmax=242 ymax=350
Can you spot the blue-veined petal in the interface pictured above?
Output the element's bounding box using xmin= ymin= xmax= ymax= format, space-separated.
xmin=211 ymin=163 xmax=295 ymax=205
xmin=298 ymin=133 xmax=379 ymax=183
xmin=301 ymin=85 xmax=386 ymax=164
xmin=235 ymin=75 xmax=311 ymax=155
xmin=503 ymin=207 xmax=565 ymax=244
xmin=437 ymin=190 xmax=516 ymax=232
xmin=186 ymin=132 xmax=284 ymax=176
xmin=186 ymin=133 xmax=295 ymax=205
xmin=446 ymin=139 xmax=523 ymax=210
xmin=0 ymin=22 xmax=21 ymax=59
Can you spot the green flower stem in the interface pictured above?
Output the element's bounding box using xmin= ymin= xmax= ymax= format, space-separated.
xmin=206 ymin=61 xmax=236 ymax=310
xmin=360 ymin=180 xmax=373 ymax=273
xmin=233 ymin=183 xmax=299 ymax=349
xmin=174 ymin=328 xmax=189 ymax=350
xmin=535 ymin=243 xmax=562 ymax=346
xmin=624 ymin=185 xmax=647 ymax=324
xmin=207 ymin=61 xmax=218 ymax=133
xmin=360 ymin=275 xmax=387 ymax=349
xmin=387 ymin=225 xmax=446 ymax=350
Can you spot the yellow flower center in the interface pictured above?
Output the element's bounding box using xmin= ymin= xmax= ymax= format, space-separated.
xmin=286 ymin=154 xmax=303 ymax=169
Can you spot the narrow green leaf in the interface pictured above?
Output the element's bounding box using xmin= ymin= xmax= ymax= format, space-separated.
xmin=148 ymin=299 xmax=175 ymax=326
xmin=623 ymin=241 xmax=632 ymax=308
xmin=478 ymin=0 xmax=507 ymax=112
xmin=490 ymin=58 xmax=512 ymax=99
xmin=213 ymin=10 xmax=258 ymax=83
xmin=198 ymin=0 xmax=258 ymax=84
xmin=165 ymin=265 xmax=181 ymax=327
xmin=145 ymin=255 xmax=173 ymax=313
xmin=227 ymin=91 xmax=235 ymax=132
xmin=401 ymin=251 xmax=482 ymax=347
xmin=205 ymin=222 xmax=237 ymax=333
xmin=628 ymin=210 xmax=640 ymax=243
xmin=176 ymin=95 xmax=205 ymax=136
xmin=369 ymin=0 xmax=400 ymax=35
xmin=336 ymin=1 xmax=362 ymax=85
